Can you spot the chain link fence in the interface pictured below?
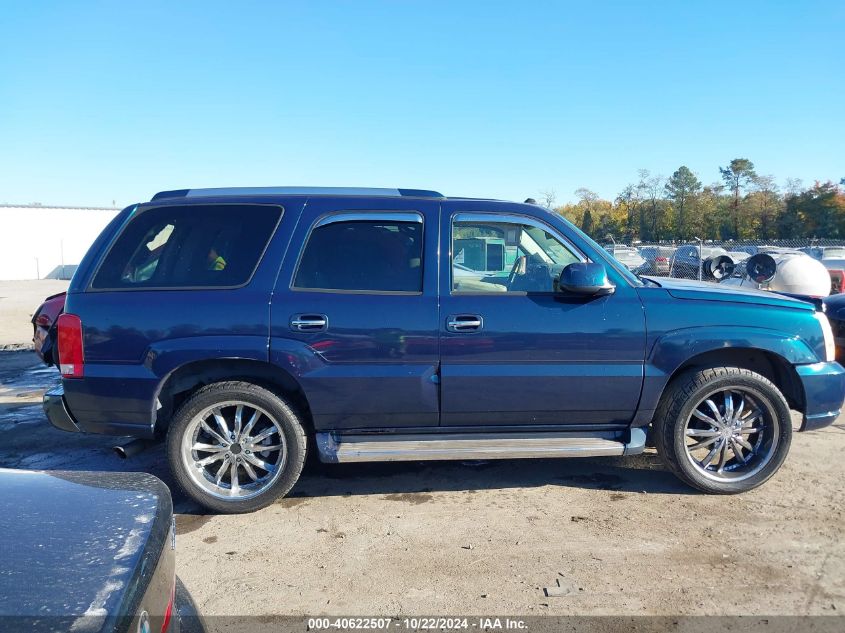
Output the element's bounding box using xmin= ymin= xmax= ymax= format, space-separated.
xmin=604 ymin=238 xmax=845 ymax=292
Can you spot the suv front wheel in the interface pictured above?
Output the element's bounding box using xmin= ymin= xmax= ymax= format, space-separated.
xmin=654 ymin=367 xmax=792 ymax=494
xmin=166 ymin=381 xmax=307 ymax=513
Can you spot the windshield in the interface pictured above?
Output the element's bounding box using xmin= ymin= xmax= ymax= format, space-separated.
xmin=521 ymin=226 xmax=580 ymax=265
xmin=557 ymin=217 xmax=643 ymax=286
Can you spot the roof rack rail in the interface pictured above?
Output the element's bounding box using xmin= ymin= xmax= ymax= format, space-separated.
xmin=150 ymin=187 xmax=444 ymax=201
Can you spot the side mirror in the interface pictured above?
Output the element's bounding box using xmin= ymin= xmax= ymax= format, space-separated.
xmin=558 ymin=262 xmax=615 ymax=297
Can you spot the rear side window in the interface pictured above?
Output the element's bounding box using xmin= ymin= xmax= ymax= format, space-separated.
xmin=91 ymin=204 xmax=282 ymax=289
xmin=294 ymin=218 xmax=423 ymax=292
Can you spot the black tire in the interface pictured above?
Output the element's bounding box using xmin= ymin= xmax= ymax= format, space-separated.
xmin=654 ymin=366 xmax=792 ymax=494
xmin=166 ymin=381 xmax=307 ymax=513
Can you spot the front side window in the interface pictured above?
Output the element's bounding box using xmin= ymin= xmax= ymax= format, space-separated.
xmin=452 ymin=218 xmax=581 ymax=293
xmin=294 ymin=218 xmax=423 ymax=292
xmin=92 ymin=204 xmax=282 ymax=289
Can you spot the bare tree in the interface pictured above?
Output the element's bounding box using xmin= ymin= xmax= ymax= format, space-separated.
xmin=539 ymin=189 xmax=557 ymax=209
xmin=785 ymin=177 xmax=804 ymax=196
xmin=574 ymin=188 xmax=598 ymax=207
xmin=636 ymin=170 xmax=666 ymax=241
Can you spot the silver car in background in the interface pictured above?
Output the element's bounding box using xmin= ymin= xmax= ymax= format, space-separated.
xmin=604 ymin=245 xmax=646 ymax=271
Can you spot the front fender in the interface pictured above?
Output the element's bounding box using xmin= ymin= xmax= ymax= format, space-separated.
xmin=651 ymin=326 xmax=818 ymax=374
xmin=637 ymin=326 xmax=818 ymax=417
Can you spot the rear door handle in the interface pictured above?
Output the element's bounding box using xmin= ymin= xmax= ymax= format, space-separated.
xmin=446 ymin=314 xmax=483 ymax=332
xmin=290 ymin=314 xmax=328 ymax=332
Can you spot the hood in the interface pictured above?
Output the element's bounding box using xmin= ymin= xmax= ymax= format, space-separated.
xmin=823 ymin=292 xmax=845 ymax=320
xmin=642 ymin=276 xmax=815 ymax=311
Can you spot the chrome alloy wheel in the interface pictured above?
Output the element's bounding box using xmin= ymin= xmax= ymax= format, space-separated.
xmin=180 ymin=401 xmax=287 ymax=500
xmin=683 ymin=387 xmax=779 ymax=483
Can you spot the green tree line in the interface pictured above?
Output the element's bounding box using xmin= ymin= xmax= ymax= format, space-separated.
xmin=551 ymin=159 xmax=845 ymax=243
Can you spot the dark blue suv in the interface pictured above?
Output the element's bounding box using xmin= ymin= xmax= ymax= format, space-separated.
xmin=43 ymin=187 xmax=845 ymax=513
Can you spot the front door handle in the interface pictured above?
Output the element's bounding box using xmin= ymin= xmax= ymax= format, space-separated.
xmin=290 ymin=314 xmax=328 ymax=332
xmin=446 ymin=314 xmax=483 ymax=332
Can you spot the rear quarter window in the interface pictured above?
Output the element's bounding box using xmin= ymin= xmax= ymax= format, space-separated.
xmin=91 ymin=204 xmax=282 ymax=289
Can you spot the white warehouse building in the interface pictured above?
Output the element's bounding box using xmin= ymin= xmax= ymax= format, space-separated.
xmin=0 ymin=204 xmax=121 ymax=280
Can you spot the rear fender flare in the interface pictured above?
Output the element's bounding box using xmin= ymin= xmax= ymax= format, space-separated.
xmin=147 ymin=336 xmax=321 ymax=432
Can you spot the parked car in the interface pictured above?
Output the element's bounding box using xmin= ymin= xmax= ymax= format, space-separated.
xmin=40 ymin=186 xmax=845 ymax=512
xmin=604 ymin=245 xmax=645 ymax=271
xmin=821 ymin=258 xmax=845 ymax=295
xmin=0 ymin=468 xmax=204 ymax=632
xmin=669 ymin=245 xmax=730 ymax=279
xmin=823 ymin=292 xmax=845 ymax=363
xmin=637 ymin=246 xmax=676 ymax=276
xmin=801 ymin=246 xmax=845 ymax=260
xmin=31 ymin=290 xmax=66 ymax=364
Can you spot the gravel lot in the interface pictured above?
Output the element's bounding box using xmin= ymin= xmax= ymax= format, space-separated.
xmin=1 ymin=282 xmax=843 ymax=622
xmin=1 ymin=349 xmax=844 ymax=623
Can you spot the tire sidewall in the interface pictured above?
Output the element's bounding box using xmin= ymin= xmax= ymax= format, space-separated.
xmin=666 ymin=370 xmax=792 ymax=494
xmin=166 ymin=382 xmax=306 ymax=514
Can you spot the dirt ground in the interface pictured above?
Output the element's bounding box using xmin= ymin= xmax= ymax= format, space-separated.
xmin=1 ymin=349 xmax=843 ymax=622
xmin=0 ymin=279 xmax=69 ymax=348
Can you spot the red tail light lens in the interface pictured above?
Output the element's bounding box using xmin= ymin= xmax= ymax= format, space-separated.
xmin=57 ymin=313 xmax=84 ymax=378
xmin=161 ymin=579 xmax=175 ymax=632
xmin=656 ymin=257 xmax=667 ymax=262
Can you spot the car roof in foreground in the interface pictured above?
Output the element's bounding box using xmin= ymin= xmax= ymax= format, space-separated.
xmin=0 ymin=469 xmax=171 ymax=629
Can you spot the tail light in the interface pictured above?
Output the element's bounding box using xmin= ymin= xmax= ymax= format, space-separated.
xmin=57 ymin=313 xmax=84 ymax=378
xmin=655 ymin=256 xmax=667 ymax=263
xmin=161 ymin=578 xmax=175 ymax=632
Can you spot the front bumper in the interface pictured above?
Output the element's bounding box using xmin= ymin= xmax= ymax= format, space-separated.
xmin=797 ymin=361 xmax=845 ymax=431
xmin=43 ymin=384 xmax=81 ymax=433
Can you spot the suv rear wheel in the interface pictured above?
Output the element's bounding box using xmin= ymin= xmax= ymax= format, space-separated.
xmin=166 ymin=381 xmax=307 ymax=513
xmin=654 ymin=367 xmax=792 ymax=494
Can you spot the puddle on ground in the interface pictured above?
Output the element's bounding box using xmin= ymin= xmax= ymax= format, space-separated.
xmin=277 ymin=496 xmax=310 ymax=508
xmin=175 ymin=513 xmax=214 ymax=535
xmin=0 ymin=404 xmax=43 ymax=431
xmin=382 ymin=492 xmax=434 ymax=505
xmin=556 ymin=473 xmax=625 ymax=491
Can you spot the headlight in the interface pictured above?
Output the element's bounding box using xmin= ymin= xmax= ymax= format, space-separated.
xmin=813 ymin=312 xmax=836 ymax=362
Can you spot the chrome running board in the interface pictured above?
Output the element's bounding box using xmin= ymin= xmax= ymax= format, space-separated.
xmin=316 ymin=428 xmax=646 ymax=463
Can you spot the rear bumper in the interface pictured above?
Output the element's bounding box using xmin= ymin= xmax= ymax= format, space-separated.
xmin=43 ymin=384 xmax=81 ymax=433
xmin=174 ymin=576 xmax=207 ymax=633
xmin=797 ymin=361 xmax=845 ymax=431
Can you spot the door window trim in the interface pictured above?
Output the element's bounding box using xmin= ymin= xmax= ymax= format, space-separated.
xmin=314 ymin=211 xmax=423 ymax=228
xmin=450 ymin=211 xmax=587 ymax=296
xmin=290 ymin=210 xmax=425 ymax=295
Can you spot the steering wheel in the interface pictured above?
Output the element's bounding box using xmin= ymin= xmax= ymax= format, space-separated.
xmin=507 ymin=256 xmax=527 ymax=288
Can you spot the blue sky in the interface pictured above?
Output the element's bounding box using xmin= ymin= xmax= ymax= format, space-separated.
xmin=1 ymin=1 xmax=843 ymax=208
